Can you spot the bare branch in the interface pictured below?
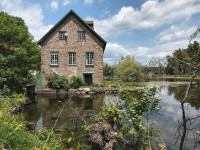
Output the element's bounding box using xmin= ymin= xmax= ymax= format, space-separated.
xmin=182 ymin=69 xmax=198 ymax=103
xmin=189 ymin=27 xmax=200 ymax=43
xmin=78 ymin=112 xmax=88 ymax=125
xmin=174 ymin=56 xmax=197 ymax=70
xmin=186 ymin=115 xmax=200 ymax=121
xmin=43 ymin=97 xmax=72 ymax=147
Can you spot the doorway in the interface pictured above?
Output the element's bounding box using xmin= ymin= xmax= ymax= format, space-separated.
xmin=83 ymin=73 xmax=93 ymax=85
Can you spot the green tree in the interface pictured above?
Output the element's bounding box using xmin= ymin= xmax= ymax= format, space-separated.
xmin=165 ymin=41 xmax=200 ymax=75
xmin=103 ymin=63 xmax=115 ymax=77
xmin=148 ymin=57 xmax=166 ymax=74
xmin=115 ymin=55 xmax=144 ymax=81
xmin=0 ymin=11 xmax=41 ymax=93
xmin=186 ymin=41 xmax=200 ymax=68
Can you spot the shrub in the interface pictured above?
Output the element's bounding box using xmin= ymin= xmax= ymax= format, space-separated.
xmin=92 ymin=86 xmax=162 ymax=149
xmin=0 ymin=92 xmax=64 ymax=150
xmin=46 ymin=73 xmax=70 ymax=90
xmin=70 ymin=76 xmax=83 ymax=89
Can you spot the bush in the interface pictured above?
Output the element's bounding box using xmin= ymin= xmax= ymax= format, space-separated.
xmin=46 ymin=73 xmax=70 ymax=90
xmin=70 ymin=76 xmax=83 ymax=89
xmin=0 ymin=92 xmax=64 ymax=150
xmin=92 ymin=86 xmax=162 ymax=149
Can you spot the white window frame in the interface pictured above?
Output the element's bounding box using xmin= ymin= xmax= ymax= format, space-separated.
xmin=68 ymin=52 xmax=76 ymax=65
xmin=69 ymin=118 xmax=77 ymax=129
xmin=50 ymin=52 xmax=58 ymax=65
xmin=86 ymin=52 xmax=94 ymax=66
xmin=59 ymin=31 xmax=67 ymax=40
xmin=78 ymin=31 xmax=85 ymax=41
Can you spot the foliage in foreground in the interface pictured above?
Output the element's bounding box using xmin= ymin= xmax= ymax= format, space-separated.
xmin=93 ymin=86 xmax=162 ymax=149
xmin=0 ymin=11 xmax=41 ymax=93
xmin=0 ymin=92 xmax=64 ymax=150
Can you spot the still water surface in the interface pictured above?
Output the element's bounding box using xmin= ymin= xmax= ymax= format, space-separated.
xmin=24 ymin=81 xmax=200 ymax=149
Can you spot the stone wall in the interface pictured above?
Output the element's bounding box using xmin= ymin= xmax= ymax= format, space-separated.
xmin=41 ymin=15 xmax=104 ymax=86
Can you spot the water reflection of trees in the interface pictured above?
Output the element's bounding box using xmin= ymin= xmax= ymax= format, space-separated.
xmin=167 ymin=80 xmax=200 ymax=150
xmin=168 ymin=83 xmax=200 ymax=109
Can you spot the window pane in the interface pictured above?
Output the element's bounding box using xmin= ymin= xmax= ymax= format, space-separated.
xmin=69 ymin=52 xmax=76 ymax=65
xmin=50 ymin=52 xmax=58 ymax=65
xmin=59 ymin=31 xmax=67 ymax=40
xmin=78 ymin=31 xmax=85 ymax=41
xmin=86 ymin=52 xmax=94 ymax=65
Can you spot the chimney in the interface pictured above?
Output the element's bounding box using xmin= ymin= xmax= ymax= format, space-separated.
xmin=85 ymin=21 xmax=94 ymax=30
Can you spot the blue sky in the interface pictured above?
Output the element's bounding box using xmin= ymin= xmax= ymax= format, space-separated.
xmin=0 ymin=0 xmax=200 ymax=65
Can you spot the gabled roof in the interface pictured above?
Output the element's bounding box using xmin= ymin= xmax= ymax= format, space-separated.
xmin=38 ymin=10 xmax=106 ymax=50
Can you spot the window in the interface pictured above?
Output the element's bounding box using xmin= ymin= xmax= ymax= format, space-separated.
xmin=69 ymin=118 xmax=77 ymax=129
xmin=68 ymin=52 xmax=76 ymax=65
xmin=78 ymin=31 xmax=85 ymax=41
xmin=59 ymin=31 xmax=67 ymax=40
xmin=50 ymin=52 xmax=58 ymax=65
xmin=86 ymin=52 xmax=94 ymax=65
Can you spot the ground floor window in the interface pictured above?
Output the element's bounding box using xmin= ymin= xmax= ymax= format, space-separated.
xmin=68 ymin=52 xmax=76 ymax=65
xmin=50 ymin=52 xmax=58 ymax=65
xmin=86 ymin=52 xmax=94 ymax=66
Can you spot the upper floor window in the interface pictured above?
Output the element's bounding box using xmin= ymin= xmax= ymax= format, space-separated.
xmin=59 ymin=31 xmax=67 ymax=40
xmin=50 ymin=52 xmax=58 ymax=65
xmin=68 ymin=52 xmax=76 ymax=65
xmin=86 ymin=52 xmax=94 ymax=66
xmin=78 ymin=31 xmax=85 ymax=41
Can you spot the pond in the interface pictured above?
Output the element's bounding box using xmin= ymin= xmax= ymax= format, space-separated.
xmin=23 ymin=81 xmax=200 ymax=150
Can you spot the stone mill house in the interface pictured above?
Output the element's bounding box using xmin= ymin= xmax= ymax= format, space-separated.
xmin=37 ymin=10 xmax=106 ymax=89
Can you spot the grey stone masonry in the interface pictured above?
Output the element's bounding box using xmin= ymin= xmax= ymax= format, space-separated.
xmin=40 ymin=11 xmax=106 ymax=86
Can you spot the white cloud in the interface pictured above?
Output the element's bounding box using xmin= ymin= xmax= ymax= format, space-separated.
xmin=104 ymin=39 xmax=190 ymax=65
xmin=0 ymin=0 xmax=53 ymax=41
xmin=84 ymin=0 xmax=93 ymax=4
xmin=104 ymin=43 xmax=129 ymax=59
xmin=157 ymin=25 xmax=197 ymax=43
xmin=50 ymin=1 xmax=58 ymax=11
xmin=144 ymin=40 xmax=189 ymax=59
xmin=63 ymin=0 xmax=70 ymax=6
xmin=90 ymin=0 xmax=200 ymax=38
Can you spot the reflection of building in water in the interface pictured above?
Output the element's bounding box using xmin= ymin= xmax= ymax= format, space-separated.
xmin=24 ymin=94 xmax=104 ymax=145
xmin=38 ymin=94 xmax=104 ymax=134
xmin=69 ymin=118 xmax=77 ymax=129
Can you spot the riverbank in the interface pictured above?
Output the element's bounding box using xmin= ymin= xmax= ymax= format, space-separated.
xmin=155 ymin=75 xmax=200 ymax=80
xmin=36 ymin=87 xmax=119 ymax=95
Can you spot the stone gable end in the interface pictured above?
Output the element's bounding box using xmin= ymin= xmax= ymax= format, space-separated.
xmin=41 ymin=14 xmax=104 ymax=86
